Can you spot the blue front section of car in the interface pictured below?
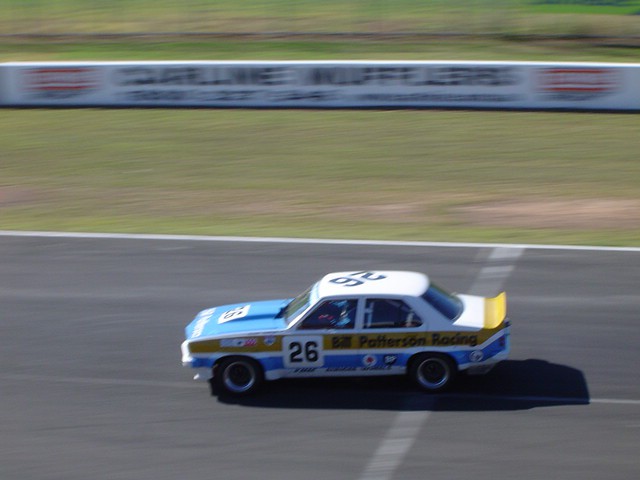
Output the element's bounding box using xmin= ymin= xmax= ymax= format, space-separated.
xmin=185 ymin=299 xmax=291 ymax=339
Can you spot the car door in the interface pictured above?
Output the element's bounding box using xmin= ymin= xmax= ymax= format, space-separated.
xmin=282 ymin=298 xmax=360 ymax=375
xmin=358 ymin=297 xmax=427 ymax=372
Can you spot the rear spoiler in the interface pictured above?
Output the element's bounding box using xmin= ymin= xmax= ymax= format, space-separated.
xmin=484 ymin=292 xmax=507 ymax=329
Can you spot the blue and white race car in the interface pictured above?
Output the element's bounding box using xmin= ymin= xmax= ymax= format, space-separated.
xmin=181 ymin=270 xmax=510 ymax=395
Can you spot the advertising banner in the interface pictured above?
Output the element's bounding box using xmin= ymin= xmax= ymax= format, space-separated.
xmin=1 ymin=61 xmax=639 ymax=111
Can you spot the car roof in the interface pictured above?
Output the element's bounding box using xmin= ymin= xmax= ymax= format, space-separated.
xmin=316 ymin=271 xmax=430 ymax=299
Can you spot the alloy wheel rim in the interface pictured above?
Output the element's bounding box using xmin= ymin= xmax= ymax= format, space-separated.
xmin=418 ymin=358 xmax=449 ymax=389
xmin=223 ymin=361 xmax=255 ymax=392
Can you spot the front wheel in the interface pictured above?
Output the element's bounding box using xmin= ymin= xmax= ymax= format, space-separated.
xmin=409 ymin=354 xmax=456 ymax=392
xmin=214 ymin=357 xmax=264 ymax=396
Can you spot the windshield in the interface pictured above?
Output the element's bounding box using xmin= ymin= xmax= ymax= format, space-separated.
xmin=283 ymin=284 xmax=315 ymax=325
xmin=421 ymin=283 xmax=463 ymax=321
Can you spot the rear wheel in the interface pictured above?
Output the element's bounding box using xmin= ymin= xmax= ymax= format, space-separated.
xmin=409 ymin=354 xmax=456 ymax=392
xmin=214 ymin=357 xmax=263 ymax=396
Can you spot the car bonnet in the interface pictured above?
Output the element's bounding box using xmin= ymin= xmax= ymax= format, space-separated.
xmin=185 ymin=299 xmax=290 ymax=339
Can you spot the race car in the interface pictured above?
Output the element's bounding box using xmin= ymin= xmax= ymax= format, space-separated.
xmin=181 ymin=270 xmax=510 ymax=396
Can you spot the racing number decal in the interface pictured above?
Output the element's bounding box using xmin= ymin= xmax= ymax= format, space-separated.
xmin=218 ymin=305 xmax=250 ymax=324
xmin=289 ymin=341 xmax=318 ymax=363
xmin=329 ymin=271 xmax=387 ymax=288
xmin=283 ymin=336 xmax=324 ymax=368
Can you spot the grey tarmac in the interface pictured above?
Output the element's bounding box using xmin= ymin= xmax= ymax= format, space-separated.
xmin=0 ymin=234 xmax=638 ymax=480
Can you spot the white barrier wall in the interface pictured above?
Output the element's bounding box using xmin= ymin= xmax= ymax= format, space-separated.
xmin=1 ymin=61 xmax=639 ymax=111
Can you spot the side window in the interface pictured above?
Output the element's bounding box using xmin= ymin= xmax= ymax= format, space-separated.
xmin=364 ymin=299 xmax=423 ymax=329
xmin=298 ymin=299 xmax=357 ymax=330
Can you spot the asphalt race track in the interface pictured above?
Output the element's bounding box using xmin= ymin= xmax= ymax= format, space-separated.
xmin=1 ymin=233 xmax=639 ymax=480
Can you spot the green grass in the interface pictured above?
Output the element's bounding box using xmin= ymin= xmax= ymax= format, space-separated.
xmin=528 ymin=1 xmax=640 ymax=15
xmin=2 ymin=109 xmax=640 ymax=246
xmin=1 ymin=39 xmax=639 ymax=63
xmin=1 ymin=0 xmax=639 ymax=37
xmin=1 ymin=29 xmax=639 ymax=246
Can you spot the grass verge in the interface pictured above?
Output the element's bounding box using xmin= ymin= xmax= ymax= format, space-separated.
xmin=2 ymin=109 xmax=639 ymax=246
xmin=1 ymin=39 xmax=640 ymax=63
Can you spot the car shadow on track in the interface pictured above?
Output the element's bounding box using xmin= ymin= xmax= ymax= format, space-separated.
xmin=214 ymin=359 xmax=590 ymax=411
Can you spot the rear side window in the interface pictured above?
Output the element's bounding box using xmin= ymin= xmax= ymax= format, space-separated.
xmin=421 ymin=284 xmax=463 ymax=321
xmin=364 ymin=299 xmax=423 ymax=329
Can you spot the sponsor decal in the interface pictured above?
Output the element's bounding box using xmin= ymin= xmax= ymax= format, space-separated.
xmin=469 ymin=350 xmax=485 ymax=362
xmin=190 ymin=308 xmax=216 ymax=338
xmin=23 ymin=67 xmax=101 ymax=99
xmin=536 ymin=68 xmax=621 ymax=101
xmin=218 ymin=305 xmax=250 ymax=323
xmin=110 ymin=65 xmax=523 ymax=106
xmin=263 ymin=336 xmax=276 ymax=347
xmin=112 ymin=66 xmax=294 ymax=87
xmin=331 ymin=335 xmax=353 ymax=349
xmin=220 ymin=337 xmax=258 ymax=348
xmin=363 ymin=354 xmax=377 ymax=367
xmin=383 ymin=355 xmax=398 ymax=366
xmin=303 ymin=66 xmax=520 ymax=87
xmin=358 ymin=333 xmax=479 ymax=349
xmin=359 ymin=335 xmax=428 ymax=349
xmin=116 ymin=89 xmax=339 ymax=104
xmin=431 ymin=333 xmax=478 ymax=347
xmin=356 ymin=93 xmax=520 ymax=103
xmin=111 ymin=65 xmax=520 ymax=88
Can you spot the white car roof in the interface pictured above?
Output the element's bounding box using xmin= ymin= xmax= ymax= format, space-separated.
xmin=316 ymin=271 xmax=430 ymax=299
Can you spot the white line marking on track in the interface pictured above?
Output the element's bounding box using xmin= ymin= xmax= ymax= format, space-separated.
xmin=359 ymin=247 xmax=523 ymax=479
xmin=489 ymin=246 xmax=526 ymax=261
xmin=1 ymin=230 xmax=640 ymax=253
xmin=469 ymin=247 xmax=523 ymax=296
xmin=359 ymin=410 xmax=431 ymax=480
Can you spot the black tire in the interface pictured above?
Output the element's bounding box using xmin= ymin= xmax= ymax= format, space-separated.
xmin=409 ymin=353 xmax=457 ymax=392
xmin=214 ymin=357 xmax=264 ymax=396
